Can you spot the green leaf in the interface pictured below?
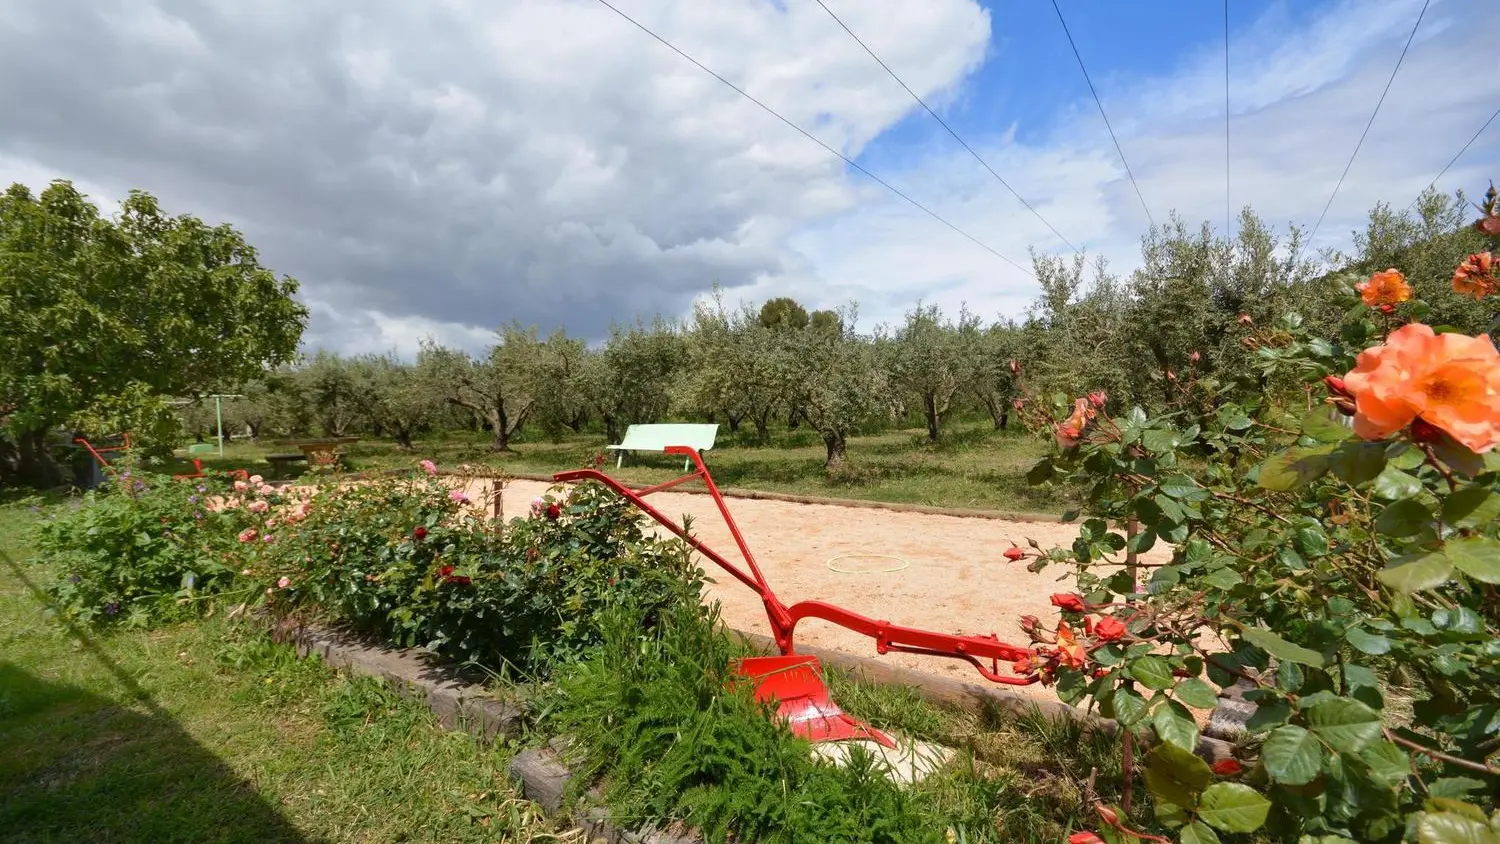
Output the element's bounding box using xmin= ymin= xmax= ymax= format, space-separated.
xmin=1344 ymin=626 xmax=1392 ymax=656
xmin=1428 ymin=777 xmax=1488 ymax=800
xmin=1256 ymin=445 xmax=1335 ymax=491
xmin=1131 ymin=655 xmax=1176 ymax=691
xmin=1152 ymin=700 xmax=1201 ymax=752
xmin=1113 ymin=686 xmax=1150 ymax=727
xmin=1142 ymin=741 xmax=1213 ymax=809
xmin=1262 ymin=725 xmax=1322 ymax=786
xmin=1360 ymin=741 xmax=1412 ymax=787
xmin=1202 ymin=567 xmax=1241 ymax=591
xmin=1245 ymin=699 xmax=1291 ymax=734
xmin=1129 ymin=528 xmax=1158 ymax=555
xmin=1447 ymin=536 xmax=1500 ymax=584
xmin=1026 ymin=459 xmax=1055 ymax=485
xmin=1198 ymin=782 xmax=1271 ymax=833
xmin=1378 ymin=551 xmax=1454 ymax=592
xmin=1174 ymin=678 xmax=1219 ymax=709
xmin=1372 ymin=466 xmax=1423 ymax=500
xmin=1303 ymin=407 xmax=1354 ymax=443
xmin=1442 ymin=486 xmax=1500 ymax=529
xmin=1414 ymin=810 xmax=1500 ymax=844
xmin=1179 ymin=820 xmax=1222 ymax=844
xmin=1239 ymin=627 xmax=1325 ymax=667
xmin=1330 ymin=441 xmax=1388 ymax=486
xmin=1160 ymin=474 xmax=1209 ymax=501
xmin=1305 ymin=698 xmax=1382 ymax=753
xmin=1375 ymin=499 xmax=1435 ymax=537
xmin=1142 ymin=428 xmax=1181 ymax=454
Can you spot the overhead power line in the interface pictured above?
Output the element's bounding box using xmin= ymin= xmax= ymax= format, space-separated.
xmin=1308 ymin=0 xmax=1429 ymax=243
xmin=810 ymin=0 xmax=1083 ymax=256
xmin=1405 ymin=104 xmax=1500 ymax=213
xmin=1049 ymin=0 xmax=1155 ymax=229
xmin=585 ymin=0 xmax=1036 ymax=278
xmin=1224 ymin=0 xmax=1232 ymax=238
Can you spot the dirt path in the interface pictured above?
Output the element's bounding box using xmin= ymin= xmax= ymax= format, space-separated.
xmin=476 ymin=477 xmax=1174 ymax=708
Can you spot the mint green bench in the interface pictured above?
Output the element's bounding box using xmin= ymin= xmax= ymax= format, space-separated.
xmin=606 ymin=423 xmax=719 ymax=471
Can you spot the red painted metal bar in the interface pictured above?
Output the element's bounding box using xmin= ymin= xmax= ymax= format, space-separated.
xmin=553 ymin=446 xmax=1039 ymax=687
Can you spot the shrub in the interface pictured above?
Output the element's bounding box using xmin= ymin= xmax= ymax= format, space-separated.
xmin=38 ymin=469 xmax=250 ymax=626
xmin=1011 ymin=237 xmax=1500 ymax=841
xmin=248 ymin=474 xmax=704 ymax=674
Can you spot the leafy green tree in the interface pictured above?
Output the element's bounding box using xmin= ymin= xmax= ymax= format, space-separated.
xmin=974 ymin=321 xmax=1022 ymax=430
xmin=681 ymin=292 xmax=784 ymax=442
xmin=886 ymin=302 xmax=980 ymax=442
xmin=781 ymin=306 xmax=888 ymax=469
xmin=595 ymin=318 xmax=687 ymax=438
xmin=532 ymin=329 xmax=591 ymax=437
xmin=757 ymin=297 xmax=809 ymax=331
xmin=0 ymin=180 xmax=305 ymax=486
xmin=420 ymin=323 xmax=548 ymax=453
xmin=356 ymin=354 xmax=432 ymax=450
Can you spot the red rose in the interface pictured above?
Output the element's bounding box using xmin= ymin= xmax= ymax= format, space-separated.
xmin=1003 ymin=545 xmax=1024 ymax=562
xmin=1378 ymin=303 xmax=1396 ymax=314
xmin=1094 ymin=616 xmax=1126 ymax=641
xmin=1211 ymin=758 xmax=1244 ymax=776
xmin=1011 ymin=656 xmax=1034 ymax=675
xmin=546 ymin=503 xmax=561 ymax=520
xmin=413 ymin=526 xmax=427 ymax=541
xmin=1069 ymin=832 xmax=1105 ymax=844
xmin=1050 ymin=593 xmax=1086 ymax=613
xmin=439 ymin=565 xmax=454 ymax=578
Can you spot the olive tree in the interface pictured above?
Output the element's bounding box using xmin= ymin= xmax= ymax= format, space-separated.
xmin=420 ymin=322 xmax=548 ymax=452
xmin=886 ymin=302 xmax=981 ymax=442
xmin=781 ymin=306 xmax=888 ymax=469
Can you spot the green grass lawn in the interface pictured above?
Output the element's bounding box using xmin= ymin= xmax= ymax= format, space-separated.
xmin=177 ymin=420 xmax=1062 ymax=516
xmin=0 ymin=497 xmax=577 ymax=843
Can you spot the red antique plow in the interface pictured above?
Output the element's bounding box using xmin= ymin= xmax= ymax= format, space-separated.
xmin=554 ymin=446 xmax=1039 ymax=749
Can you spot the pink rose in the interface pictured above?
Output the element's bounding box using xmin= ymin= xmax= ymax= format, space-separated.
xmin=233 ymin=480 xmax=248 ymax=492
xmin=419 ymin=459 xmax=437 ymax=475
xmin=248 ymin=500 xmax=269 ymax=513
xmin=237 ymin=528 xmax=257 ymax=543
xmin=277 ymin=576 xmax=291 ymax=588
xmin=449 ymin=489 xmax=469 ymax=504
xmin=249 ymin=474 xmax=264 ymax=484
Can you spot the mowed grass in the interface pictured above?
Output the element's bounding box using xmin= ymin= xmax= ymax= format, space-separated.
xmin=181 ymin=420 xmax=1062 ymax=516
xmin=0 ymin=497 xmax=578 ymax=844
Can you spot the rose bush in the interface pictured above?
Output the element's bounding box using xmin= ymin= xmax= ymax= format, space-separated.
xmin=1011 ymin=215 xmax=1500 ymax=841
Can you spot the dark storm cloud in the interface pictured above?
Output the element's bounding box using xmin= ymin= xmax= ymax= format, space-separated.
xmin=0 ymin=0 xmax=842 ymax=350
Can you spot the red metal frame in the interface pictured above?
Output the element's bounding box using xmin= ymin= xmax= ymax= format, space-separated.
xmin=75 ymin=433 xmax=205 ymax=480
xmin=553 ymin=446 xmax=1039 ymax=687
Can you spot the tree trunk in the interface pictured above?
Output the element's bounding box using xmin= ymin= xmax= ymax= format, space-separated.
xmin=752 ymin=410 xmax=770 ymax=444
xmin=923 ymin=393 xmax=940 ymax=442
xmin=823 ymin=430 xmax=848 ymax=470
xmin=248 ymin=421 xmax=263 ymax=441
xmin=566 ymin=410 xmax=586 ymax=433
xmin=982 ymin=394 xmax=1010 ymax=431
xmin=16 ymin=427 xmax=63 ymax=488
xmin=727 ymin=412 xmax=742 ymax=434
xmin=788 ymin=405 xmax=802 ymax=430
xmin=394 ymin=429 xmax=414 ymax=451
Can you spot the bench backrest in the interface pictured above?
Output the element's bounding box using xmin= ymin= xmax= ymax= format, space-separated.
xmin=615 ymin=423 xmax=719 ymax=452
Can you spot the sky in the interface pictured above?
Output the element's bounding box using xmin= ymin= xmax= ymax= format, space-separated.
xmin=2 ymin=0 xmax=1497 ymax=357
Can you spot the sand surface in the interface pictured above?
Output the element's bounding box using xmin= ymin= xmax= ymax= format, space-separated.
xmin=468 ymin=476 xmax=1174 ymax=708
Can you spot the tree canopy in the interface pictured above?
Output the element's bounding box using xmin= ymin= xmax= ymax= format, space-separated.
xmin=0 ymin=179 xmax=306 ymax=485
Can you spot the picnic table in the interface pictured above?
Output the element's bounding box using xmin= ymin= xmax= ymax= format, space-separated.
xmin=268 ymin=437 xmax=360 ymax=477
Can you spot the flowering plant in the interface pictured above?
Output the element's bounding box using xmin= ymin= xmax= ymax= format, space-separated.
xmin=1013 ymin=230 xmax=1500 ymax=841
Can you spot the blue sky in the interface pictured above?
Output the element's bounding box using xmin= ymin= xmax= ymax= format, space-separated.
xmin=0 ymin=0 xmax=1494 ymax=353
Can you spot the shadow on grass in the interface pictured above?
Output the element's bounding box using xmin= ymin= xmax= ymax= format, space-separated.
xmin=0 ymin=552 xmax=314 ymax=844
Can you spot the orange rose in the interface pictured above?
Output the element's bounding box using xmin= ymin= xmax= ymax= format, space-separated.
xmin=1357 ymin=268 xmax=1412 ymax=308
xmin=1453 ymin=252 xmax=1495 ymax=300
xmin=1055 ymin=397 xmax=1091 ymax=448
xmin=1343 ymin=323 xmax=1500 ymax=454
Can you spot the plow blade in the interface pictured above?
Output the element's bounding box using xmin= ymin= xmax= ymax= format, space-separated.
xmin=733 ymin=655 xmax=895 ymax=749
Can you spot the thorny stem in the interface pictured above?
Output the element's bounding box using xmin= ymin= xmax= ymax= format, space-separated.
xmin=1419 ymin=443 xmax=1461 ymax=493
xmin=1383 ymin=729 xmax=1500 ymax=776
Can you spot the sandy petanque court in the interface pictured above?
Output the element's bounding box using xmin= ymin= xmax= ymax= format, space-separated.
xmin=471 ymin=475 xmax=1175 ymax=708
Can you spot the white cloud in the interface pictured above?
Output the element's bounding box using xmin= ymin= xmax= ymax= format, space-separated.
xmin=1 ymin=0 xmax=1494 ymax=353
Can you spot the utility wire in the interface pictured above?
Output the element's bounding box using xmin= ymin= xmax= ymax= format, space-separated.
xmin=1404 ymin=104 xmax=1500 ymax=213
xmin=1308 ymin=0 xmax=1429 ymax=242
xmin=1049 ymin=0 xmax=1154 ymax=229
xmin=1224 ymin=0 xmax=1232 ymax=238
xmin=586 ymin=0 xmax=1036 ymax=278
xmin=811 ymin=0 xmax=1083 ymax=256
